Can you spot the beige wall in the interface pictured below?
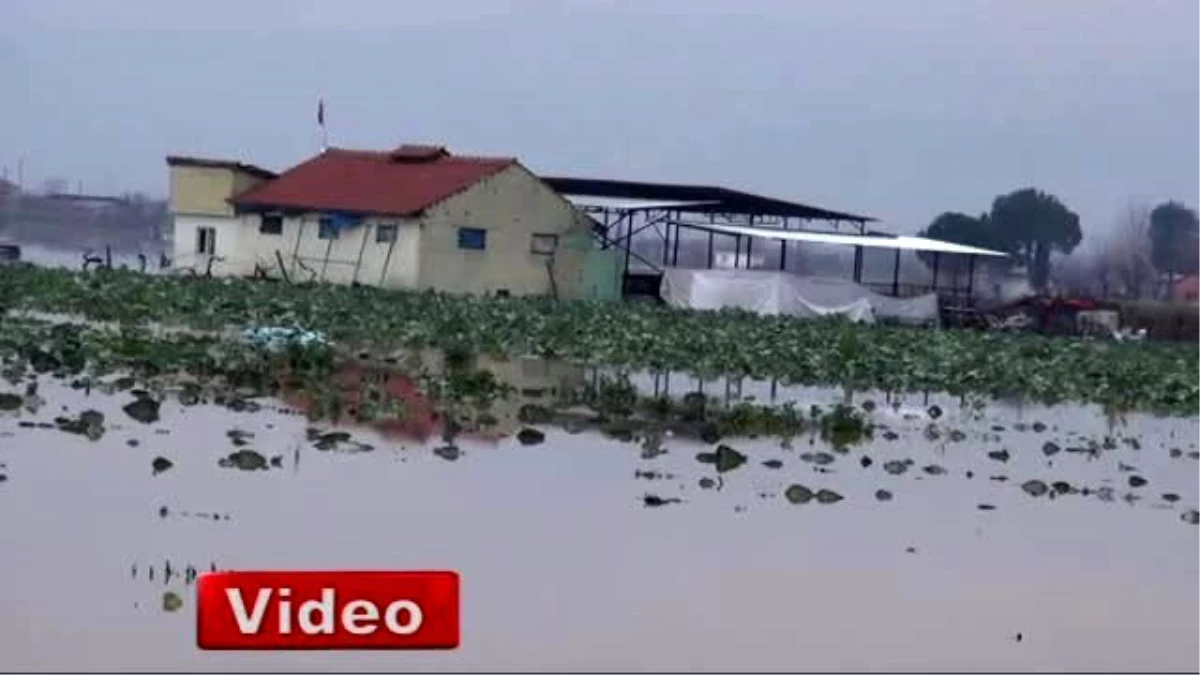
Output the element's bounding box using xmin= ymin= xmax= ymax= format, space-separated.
xmin=168 ymin=164 xmax=270 ymax=217
xmin=416 ymin=164 xmax=595 ymax=298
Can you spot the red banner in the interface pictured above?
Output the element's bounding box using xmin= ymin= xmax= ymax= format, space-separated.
xmin=196 ymin=571 xmax=460 ymax=650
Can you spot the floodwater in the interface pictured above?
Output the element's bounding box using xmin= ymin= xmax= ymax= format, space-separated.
xmin=1 ymin=369 xmax=1197 ymax=672
xmin=13 ymin=242 xmax=168 ymax=273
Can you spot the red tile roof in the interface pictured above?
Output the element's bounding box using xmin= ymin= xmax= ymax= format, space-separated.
xmin=229 ymin=146 xmax=516 ymax=217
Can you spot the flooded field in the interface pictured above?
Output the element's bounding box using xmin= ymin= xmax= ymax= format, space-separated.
xmin=1 ymin=363 xmax=1196 ymax=672
xmin=14 ymin=243 xmax=168 ymax=273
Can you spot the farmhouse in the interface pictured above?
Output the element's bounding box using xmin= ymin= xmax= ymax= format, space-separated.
xmin=168 ymin=143 xmax=1007 ymax=313
xmin=166 ymin=145 xmax=618 ymax=299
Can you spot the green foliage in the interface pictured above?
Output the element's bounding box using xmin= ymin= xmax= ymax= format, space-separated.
xmin=916 ymin=212 xmax=995 ymax=276
xmin=819 ymin=403 xmax=873 ymax=450
xmin=0 ymin=265 xmax=1196 ymax=415
xmin=988 ymin=188 xmax=1082 ymax=291
xmin=917 ymin=189 xmax=1084 ymax=292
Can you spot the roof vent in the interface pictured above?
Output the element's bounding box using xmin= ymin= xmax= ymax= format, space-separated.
xmin=389 ymin=144 xmax=450 ymax=162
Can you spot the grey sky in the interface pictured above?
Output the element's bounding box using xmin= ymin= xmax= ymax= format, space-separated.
xmin=2 ymin=0 xmax=1197 ymax=238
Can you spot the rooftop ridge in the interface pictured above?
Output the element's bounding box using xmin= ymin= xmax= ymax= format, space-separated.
xmin=323 ymin=146 xmax=515 ymax=164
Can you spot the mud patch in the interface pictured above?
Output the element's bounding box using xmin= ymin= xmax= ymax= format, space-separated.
xmin=122 ymin=397 xmax=160 ymax=424
xmin=217 ymin=449 xmax=269 ymax=471
xmin=516 ymin=428 xmax=546 ymax=446
xmin=696 ymin=444 xmax=747 ymax=474
xmin=151 ymin=456 xmax=173 ymax=476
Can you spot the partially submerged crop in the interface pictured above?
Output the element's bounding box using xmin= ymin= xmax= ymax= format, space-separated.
xmin=0 ymin=264 xmax=1197 ymax=415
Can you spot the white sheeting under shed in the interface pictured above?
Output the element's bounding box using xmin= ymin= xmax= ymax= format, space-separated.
xmin=660 ymin=269 xmax=940 ymax=325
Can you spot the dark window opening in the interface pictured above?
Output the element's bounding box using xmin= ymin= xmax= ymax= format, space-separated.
xmin=259 ymin=214 xmax=283 ymax=235
xmin=458 ymin=227 xmax=486 ymax=250
xmin=376 ymin=223 xmax=398 ymax=243
xmin=318 ymin=217 xmax=339 ymax=240
xmin=196 ymin=226 xmax=216 ymax=255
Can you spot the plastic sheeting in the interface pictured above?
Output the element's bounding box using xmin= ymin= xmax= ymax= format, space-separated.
xmin=659 ymin=269 xmax=939 ymax=325
xmin=243 ymin=326 xmax=329 ymax=352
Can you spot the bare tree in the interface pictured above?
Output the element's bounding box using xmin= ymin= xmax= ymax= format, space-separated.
xmin=1051 ymin=202 xmax=1160 ymax=300
xmin=1104 ymin=201 xmax=1156 ymax=299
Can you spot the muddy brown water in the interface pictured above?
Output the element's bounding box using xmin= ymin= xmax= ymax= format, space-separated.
xmin=0 ymin=376 xmax=1197 ymax=672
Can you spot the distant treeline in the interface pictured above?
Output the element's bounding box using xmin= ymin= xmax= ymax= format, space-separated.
xmin=0 ymin=188 xmax=169 ymax=252
xmin=914 ymin=187 xmax=1199 ymax=301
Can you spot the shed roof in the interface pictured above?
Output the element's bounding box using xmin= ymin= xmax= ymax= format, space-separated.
xmin=230 ymin=146 xmax=516 ymax=217
xmin=166 ymin=155 xmax=277 ymax=180
xmin=543 ymin=176 xmax=875 ymax=223
xmin=698 ymin=221 xmax=1009 ymax=257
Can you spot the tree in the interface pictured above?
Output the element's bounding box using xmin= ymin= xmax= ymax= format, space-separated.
xmin=1148 ymin=201 xmax=1199 ymax=291
xmin=1106 ymin=202 xmax=1156 ymax=299
xmin=987 ymin=188 xmax=1082 ymax=292
xmin=916 ymin=211 xmax=996 ymax=284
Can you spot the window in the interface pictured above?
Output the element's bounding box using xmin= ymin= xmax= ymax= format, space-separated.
xmin=376 ymin=223 xmax=398 ymax=244
xmin=318 ymin=217 xmax=339 ymax=240
xmin=196 ymin=227 xmax=216 ymax=255
xmin=530 ymin=233 xmax=558 ymax=255
xmin=259 ymin=214 xmax=283 ymax=235
xmin=457 ymin=227 xmax=487 ymax=250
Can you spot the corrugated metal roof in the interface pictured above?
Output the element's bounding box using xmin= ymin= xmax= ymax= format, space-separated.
xmin=563 ymin=195 xmax=722 ymax=211
xmin=545 ymin=176 xmax=875 ymax=222
xmin=697 ymin=222 xmax=1008 ymax=257
xmin=166 ymin=155 xmax=277 ymax=180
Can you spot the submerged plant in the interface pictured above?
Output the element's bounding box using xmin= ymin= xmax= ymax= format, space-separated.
xmin=0 ymin=264 xmax=1196 ymax=416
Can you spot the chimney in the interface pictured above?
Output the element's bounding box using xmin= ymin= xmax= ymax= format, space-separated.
xmin=389 ymin=144 xmax=449 ymax=163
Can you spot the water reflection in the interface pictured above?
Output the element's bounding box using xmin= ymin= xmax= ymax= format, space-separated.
xmin=0 ymin=357 xmax=1197 ymax=671
xmin=272 ymin=350 xmax=589 ymax=444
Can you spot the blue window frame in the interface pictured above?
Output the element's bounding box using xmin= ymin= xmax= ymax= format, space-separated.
xmin=318 ymin=217 xmax=339 ymax=240
xmin=457 ymin=227 xmax=487 ymax=251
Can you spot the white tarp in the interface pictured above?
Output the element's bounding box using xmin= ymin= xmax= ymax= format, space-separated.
xmin=659 ymin=269 xmax=940 ymax=325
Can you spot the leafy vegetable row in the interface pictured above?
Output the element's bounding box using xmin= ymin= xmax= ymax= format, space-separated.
xmin=1 ymin=264 xmax=1195 ymax=415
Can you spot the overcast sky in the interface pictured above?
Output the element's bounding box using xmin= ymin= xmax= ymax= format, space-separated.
xmin=2 ymin=0 xmax=1196 ymax=237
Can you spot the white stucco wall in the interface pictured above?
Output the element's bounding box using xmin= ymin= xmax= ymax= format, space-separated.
xmin=235 ymin=213 xmax=421 ymax=289
xmin=172 ymin=213 xmax=252 ymax=276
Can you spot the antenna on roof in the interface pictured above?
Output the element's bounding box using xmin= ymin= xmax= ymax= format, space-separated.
xmin=317 ymin=98 xmax=328 ymax=152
